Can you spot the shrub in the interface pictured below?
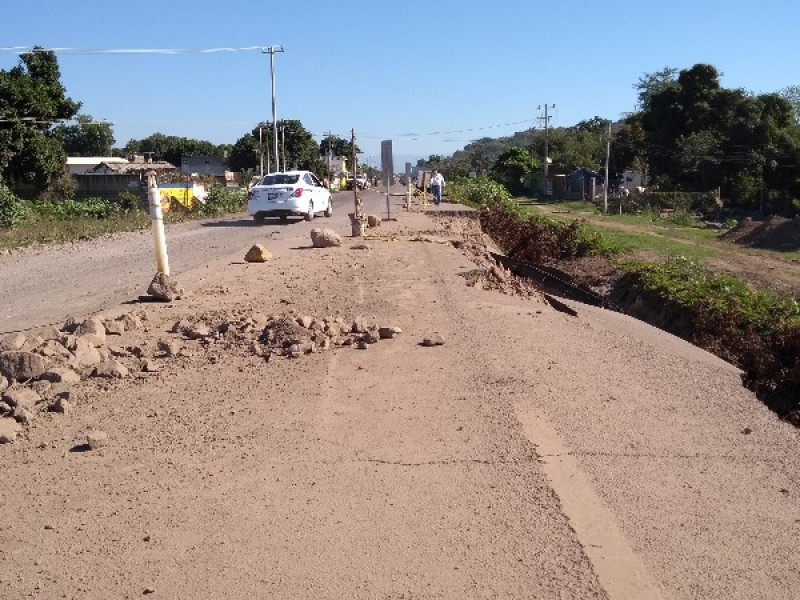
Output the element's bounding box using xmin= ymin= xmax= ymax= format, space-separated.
xmin=0 ymin=185 xmax=25 ymax=229
xmin=37 ymin=198 xmax=121 ymax=220
xmin=195 ymin=186 xmax=247 ymax=217
xmin=447 ymin=177 xmax=522 ymax=217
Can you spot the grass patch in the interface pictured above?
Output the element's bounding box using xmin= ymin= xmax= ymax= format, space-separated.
xmin=0 ymin=187 xmax=247 ymax=251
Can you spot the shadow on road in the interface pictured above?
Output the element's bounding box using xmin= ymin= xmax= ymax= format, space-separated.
xmin=201 ymin=218 xmax=300 ymax=229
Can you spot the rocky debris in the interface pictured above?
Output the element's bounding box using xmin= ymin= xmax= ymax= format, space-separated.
xmin=76 ymin=318 xmax=106 ymax=344
xmin=61 ymin=316 xmax=81 ymax=333
xmin=351 ymin=316 xmax=368 ymax=334
xmin=310 ymin=228 xmax=342 ymax=248
xmin=36 ymin=325 xmax=61 ymax=341
xmin=141 ymin=359 xmax=160 ymax=373
xmin=379 ymin=326 xmax=402 ymax=339
xmin=157 ymin=339 xmax=182 ymax=358
xmin=422 ymin=334 xmax=446 ymax=347
xmin=147 ymin=272 xmax=183 ymax=302
xmin=0 ymin=351 xmax=47 ymax=382
xmin=72 ymin=339 xmax=102 ymax=368
xmin=0 ymin=376 xmax=7 ymax=392
xmin=0 ymin=418 xmax=22 ymax=443
xmin=118 ymin=313 xmax=143 ymax=332
xmin=86 ymin=430 xmax=109 ymax=450
xmin=255 ymin=313 xmax=402 ymax=358
xmin=245 ymin=244 xmax=273 ymax=263
xmin=36 ymin=340 xmax=73 ymax=360
xmin=48 ymin=394 xmax=71 ymax=414
xmin=91 ymin=361 xmax=129 ymax=379
xmin=350 ymin=243 xmax=370 ymax=250
xmin=2 ymin=387 xmax=41 ymax=410
xmin=0 ymin=332 xmax=27 ymax=351
xmin=77 ymin=333 xmax=106 ymax=348
xmin=103 ymin=320 xmax=125 ymax=336
xmin=367 ymin=215 xmax=382 ymax=228
xmin=13 ymin=406 xmax=33 ymax=425
xmin=40 ymin=367 xmax=81 ymax=385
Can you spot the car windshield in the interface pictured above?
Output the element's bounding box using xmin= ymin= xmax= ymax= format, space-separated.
xmin=259 ymin=174 xmax=300 ymax=185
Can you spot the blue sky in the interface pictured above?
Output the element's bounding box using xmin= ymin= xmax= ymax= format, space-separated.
xmin=0 ymin=0 xmax=797 ymax=168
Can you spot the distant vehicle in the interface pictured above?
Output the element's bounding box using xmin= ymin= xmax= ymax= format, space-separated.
xmin=248 ymin=170 xmax=332 ymax=224
xmin=346 ymin=173 xmax=370 ymax=190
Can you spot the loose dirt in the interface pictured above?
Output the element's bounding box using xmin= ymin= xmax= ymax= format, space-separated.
xmin=1 ymin=196 xmax=798 ymax=599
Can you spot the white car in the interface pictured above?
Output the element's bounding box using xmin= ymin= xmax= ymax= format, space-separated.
xmin=248 ymin=170 xmax=333 ymax=224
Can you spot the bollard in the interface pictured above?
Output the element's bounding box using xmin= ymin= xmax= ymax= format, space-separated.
xmin=146 ymin=172 xmax=170 ymax=276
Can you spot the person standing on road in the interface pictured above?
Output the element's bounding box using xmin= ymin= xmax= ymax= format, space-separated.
xmin=431 ymin=169 xmax=445 ymax=205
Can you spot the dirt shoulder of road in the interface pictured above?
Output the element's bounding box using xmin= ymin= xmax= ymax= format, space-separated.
xmin=1 ymin=201 xmax=798 ymax=599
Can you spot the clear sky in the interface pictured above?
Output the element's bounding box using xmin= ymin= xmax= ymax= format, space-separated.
xmin=0 ymin=0 xmax=796 ymax=168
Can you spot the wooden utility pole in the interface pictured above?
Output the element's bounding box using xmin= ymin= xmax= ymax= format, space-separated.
xmin=603 ymin=121 xmax=611 ymax=214
xmin=538 ymin=104 xmax=555 ymax=196
xmin=349 ymin=129 xmax=365 ymax=237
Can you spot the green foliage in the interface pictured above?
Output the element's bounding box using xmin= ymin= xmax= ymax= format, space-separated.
xmin=117 ymin=190 xmax=142 ymax=213
xmin=36 ymin=198 xmax=121 ymax=220
xmin=0 ymin=48 xmax=80 ymax=187
xmin=55 ymin=114 xmax=114 ymax=157
xmin=446 ymin=177 xmax=520 ymax=215
xmin=0 ymin=184 xmax=24 ymax=228
xmin=491 ymin=147 xmax=538 ymax=195
xmin=119 ymin=133 xmax=220 ymax=166
xmin=195 ymin=187 xmax=247 ymax=217
xmin=623 ymin=257 xmax=800 ymax=333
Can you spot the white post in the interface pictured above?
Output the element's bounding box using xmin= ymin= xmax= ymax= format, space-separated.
xmin=147 ymin=172 xmax=170 ymax=276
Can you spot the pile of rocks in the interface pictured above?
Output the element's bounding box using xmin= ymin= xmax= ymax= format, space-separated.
xmin=257 ymin=314 xmax=402 ymax=357
xmin=0 ymin=311 xmax=150 ymax=443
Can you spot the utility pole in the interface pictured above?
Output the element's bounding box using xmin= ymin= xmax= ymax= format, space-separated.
xmin=262 ymin=45 xmax=284 ymax=173
xmin=323 ymin=131 xmax=333 ymax=189
xmin=258 ymin=126 xmax=264 ymax=177
xmin=281 ymin=125 xmax=286 ymax=172
xmin=538 ymin=104 xmax=555 ymax=196
xmin=604 ymin=121 xmax=611 ymax=214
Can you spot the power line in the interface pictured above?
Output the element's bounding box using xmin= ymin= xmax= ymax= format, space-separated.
xmin=0 ymin=46 xmax=264 ymax=55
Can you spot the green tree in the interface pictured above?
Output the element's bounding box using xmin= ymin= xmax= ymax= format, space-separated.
xmin=228 ymin=120 xmax=323 ymax=175
xmin=119 ymin=133 xmax=219 ymax=166
xmin=56 ymin=114 xmax=114 ymax=156
xmin=491 ymin=147 xmax=538 ymax=195
xmin=778 ymin=85 xmax=800 ymax=125
xmin=0 ymin=48 xmax=80 ymax=187
xmin=320 ymin=135 xmax=358 ymax=157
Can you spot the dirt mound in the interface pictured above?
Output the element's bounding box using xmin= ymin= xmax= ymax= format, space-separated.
xmin=722 ymin=216 xmax=800 ymax=251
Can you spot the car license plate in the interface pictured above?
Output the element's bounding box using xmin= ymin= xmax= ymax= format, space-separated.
xmin=267 ymin=192 xmax=279 ymax=200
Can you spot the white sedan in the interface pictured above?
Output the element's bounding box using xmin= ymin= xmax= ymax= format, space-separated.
xmin=248 ymin=170 xmax=332 ymax=224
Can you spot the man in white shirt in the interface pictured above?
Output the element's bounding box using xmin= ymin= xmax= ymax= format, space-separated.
xmin=430 ymin=170 xmax=445 ymax=206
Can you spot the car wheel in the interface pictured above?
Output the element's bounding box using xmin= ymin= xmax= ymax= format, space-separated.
xmin=324 ymin=197 xmax=333 ymax=217
xmin=305 ymin=202 xmax=314 ymax=221
xmin=254 ymin=213 xmax=265 ymax=225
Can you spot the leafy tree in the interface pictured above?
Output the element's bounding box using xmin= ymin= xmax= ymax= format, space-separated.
xmin=56 ymin=114 xmax=114 ymax=156
xmin=491 ymin=147 xmax=538 ymax=195
xmin=320 ymin=135 xmax=358 ymax=157
xmin=119 ymin=133 xmax=218 ymax=166
xmin=778 ymin=85 xmax=800 ymax=124
xmin=634 ymin=67 xmax=679 ymax=111
xmin=0 ymin=48 xmax=80 ymax=187
xmin=636 ymin=64 xmax=800 ymax=206
xmin=227 ymin=133 xmax=259 ymax=173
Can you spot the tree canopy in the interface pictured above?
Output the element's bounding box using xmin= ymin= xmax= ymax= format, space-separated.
xmin=0 ymin=48 xmax=80 ymax=186
xmin=56 ymin=114 xmax=114 ymax=157
xmin=228 ymin=120 xmax=323 ymax=175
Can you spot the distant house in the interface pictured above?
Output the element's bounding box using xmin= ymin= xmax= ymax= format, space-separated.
xmin=566 ymin=168 xmax=602 ymax=200
xmin=180 ymin=156 xmax=234 ymax=185
xmin=66 ymin=156 xmax=128 ymax=177
xmin=87 ymin=158 xmax=176 ymax=176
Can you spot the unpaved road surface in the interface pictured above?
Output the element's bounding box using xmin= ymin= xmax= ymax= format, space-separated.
xmin=1 ymin=191 xmax=798 ymax=599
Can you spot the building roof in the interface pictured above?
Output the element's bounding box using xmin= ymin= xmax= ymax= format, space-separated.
xmin=66 ymin=156 xmax=128 ymax=165
xmin=88 ymin=161 xmax=176 ymax=174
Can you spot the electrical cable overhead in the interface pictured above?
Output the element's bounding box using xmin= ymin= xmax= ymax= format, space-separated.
xmin=0 ymin=46 xmax=265 ymax=55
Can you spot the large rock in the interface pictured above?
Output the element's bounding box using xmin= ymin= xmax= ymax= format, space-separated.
xmin=76 ymin=318 xmax=106 ymax=345
xmin=40 ymin=367 xmax=81 ymax=385
xmin=86 ymin=430 xmax=109 ymax=450
xmin=0 ymin=333 xmax=27 ymax=352
xmin=0 ymin=351 xmax=47 ymax=381
xmin=72 ymin=338 xmax=102 ymax=368
xmin=2 ymin=387 xmax=41 ymax=410
xmin=310 ymin=228 xmax=342 ymax=248
xmin=103 ymin=320 xmax=125 ymax=336
xmin=147 ymin=272 xmax=183 ymax=302
xmin=244 ymin=244 xmax=273 ymax=263
xmin=91 ymin=361 xmax=129 ymax=379
xmin=118 ymin=314 xmax=143 ymax=332
xmin=379 ymin=326 xmax=403 ymax=339
xmin=367 ymin=214 xmax=382 ymax=228
xmin=0 ymin=418 xmax=22 ymax=443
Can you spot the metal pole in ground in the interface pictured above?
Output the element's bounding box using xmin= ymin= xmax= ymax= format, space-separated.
xmin=146 ymin=172 xmax=170 ymax=276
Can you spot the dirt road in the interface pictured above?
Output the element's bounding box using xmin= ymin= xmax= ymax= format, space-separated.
xmin=1 ymin=191 xmax=798 ymax=599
